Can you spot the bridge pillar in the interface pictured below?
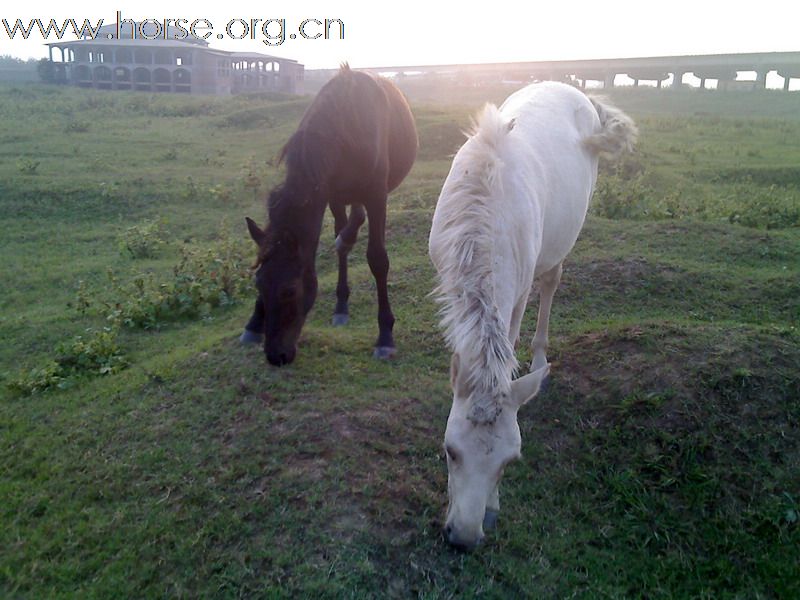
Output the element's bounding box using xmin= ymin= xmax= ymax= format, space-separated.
xmin=699 ymin=77 xmax=707 ymax=89
xmin=604 ymin=73 xmax=615 ymax=89
xmin=755 ymin=71 xmax=767 ymax=90
xmin=672 ymin=71 xmax=685 ymax=88
xmin=777 ymin=70 xmax=797 ymax=91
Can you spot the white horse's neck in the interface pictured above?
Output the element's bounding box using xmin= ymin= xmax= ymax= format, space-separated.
xmin=430 ymin=106 xmax=525 ymax=407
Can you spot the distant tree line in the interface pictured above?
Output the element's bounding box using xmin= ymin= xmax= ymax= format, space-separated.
xmin=0 ymin=55 xmax=47 ymax=83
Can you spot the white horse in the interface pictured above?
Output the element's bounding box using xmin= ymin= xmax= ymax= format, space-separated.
xmin=429 ymin=81 xmax=637 ymax=550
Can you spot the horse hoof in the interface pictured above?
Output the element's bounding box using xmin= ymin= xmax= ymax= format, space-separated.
xmin=373 ymin=346 xmax=397 ymax=360
xmin=239 ymin=330 xmax=263 ymax=345
xmin=483 ymin=509 xmax=499 ymax=531
xmin=332 ymin=313 xmax=349 ymax=326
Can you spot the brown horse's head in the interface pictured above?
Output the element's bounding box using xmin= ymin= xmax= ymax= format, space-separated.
xmin=246 ymin=217 xmax=317 ymax=366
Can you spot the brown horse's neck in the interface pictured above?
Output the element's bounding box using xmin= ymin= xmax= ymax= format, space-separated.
xmin=267 ymin=186 xmax=328 ymax=264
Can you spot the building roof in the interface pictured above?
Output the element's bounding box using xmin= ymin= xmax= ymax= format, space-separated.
xmin=228 ymin=52 xmax=299 ymax=64
xmin=46 ymin=38 xmax=205 ymax=49
xmin=45 ymin=39 xmax=303 ymax=67
xmin=96 ymin=23 xmax=207 ymax=46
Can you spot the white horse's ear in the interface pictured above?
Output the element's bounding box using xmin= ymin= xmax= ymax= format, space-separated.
xmin=450 ymin=352 xmax=465 ymax=397
xmin=510 ymin=364 xmax=550 ymax=408
xmin=450 ymin=352 xmax=472 ymax=400
xmin=450 ymin=353 xmax=460 ymax=389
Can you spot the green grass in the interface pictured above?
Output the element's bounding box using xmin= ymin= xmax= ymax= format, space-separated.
xmin=1 ymin=81 xmax=799 ymax=598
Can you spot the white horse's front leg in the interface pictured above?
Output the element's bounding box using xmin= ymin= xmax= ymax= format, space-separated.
xmin=531 ymin=262 xmax=562 ymax=371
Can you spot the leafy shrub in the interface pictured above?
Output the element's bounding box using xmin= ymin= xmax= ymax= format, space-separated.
xmin=592 ymin=165 xmax=800 ymax=229
xmin=592 ymin=173 xmax=654 ymax=219
xmin=6 ymin=361 xmax=65 ymax=396
xmin=182 ymin=177 xmax=198 ymax=201
xmin=215 ymin=100 xmax=307 ymax=129
xmin=241 ymin=157 xmax=264 ymax=201
xmin=64 ymin=120 xmax=91 ymax=133
xmin=7 ymin=327 xmax=126 ymax=396
xmin=17 ymin=157 xmax=40 ymax=174
xmin=208 ymin=183 xmax=234 ymax=203
xmin=103 ymin=224 xmax=252 ymax=329
xmin=727 ymin=184 xmax=800 ymax=229
xmin=55 ymin=327 xmax=128 ymax=376
xmin=707 ymin=167 xmax=800 ymax=187
xmin=118 ymin=217 xmax=167 ymax=259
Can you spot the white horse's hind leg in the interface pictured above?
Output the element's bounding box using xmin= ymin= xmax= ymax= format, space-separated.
xmin=509 ymin=298 xmax=528 ymax=348
xmin=531 ymin=262 xmax=562 ymax=371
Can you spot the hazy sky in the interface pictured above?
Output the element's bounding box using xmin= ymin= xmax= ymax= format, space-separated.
xmin=2 ymin=0 xmax=798 ymax=69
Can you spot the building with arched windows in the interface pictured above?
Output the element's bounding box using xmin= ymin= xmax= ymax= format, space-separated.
xmin=45 ymin=22 xmax=303 ymax=95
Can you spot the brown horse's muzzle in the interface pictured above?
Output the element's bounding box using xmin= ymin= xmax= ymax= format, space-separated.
xmin=266 ymin=344 xmax=296 ymax=367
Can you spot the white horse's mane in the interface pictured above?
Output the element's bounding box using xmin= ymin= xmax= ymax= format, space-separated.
xmin=432 ymin=104 xmax=518 ymax=418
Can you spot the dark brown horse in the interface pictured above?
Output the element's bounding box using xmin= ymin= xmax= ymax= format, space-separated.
xmin=241 ymin=64 xmax=418 ymax=366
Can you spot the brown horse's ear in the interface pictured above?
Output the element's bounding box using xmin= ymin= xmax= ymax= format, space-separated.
xmin=246 ymin=217 xmax=266 ymax=246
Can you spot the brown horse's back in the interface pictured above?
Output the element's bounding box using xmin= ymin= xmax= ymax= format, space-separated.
xmin=377 ymin=77 xmax=418 ymax=192
xmin=283 ymin=65 xmax=416 ymax=196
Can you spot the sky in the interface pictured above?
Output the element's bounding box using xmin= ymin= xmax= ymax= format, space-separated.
xmin=2 ymin=0 xmax=799 ymax=70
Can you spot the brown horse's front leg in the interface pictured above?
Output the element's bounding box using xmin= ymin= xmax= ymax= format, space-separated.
xmin=331 ymin=203 xmax=366 ymax=326
xmin=240 ymin=296 xmax=265 ymax=345
xmin=365 ymin=198 xmax=395 ymax=359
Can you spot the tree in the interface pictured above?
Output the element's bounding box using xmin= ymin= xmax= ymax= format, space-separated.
xmin=37 ymin=58 xmax=55 ymax=83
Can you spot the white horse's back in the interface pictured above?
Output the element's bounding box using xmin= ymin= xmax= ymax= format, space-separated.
xmin=498 ymin=82 xmax=602 ymax=274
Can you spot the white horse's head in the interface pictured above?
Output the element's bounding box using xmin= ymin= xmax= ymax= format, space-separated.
xmin=444 ymin=353 xmax=549 ymax=551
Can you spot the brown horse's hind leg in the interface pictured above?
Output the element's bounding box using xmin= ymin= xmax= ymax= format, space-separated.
xmin=332 ymin=204 xmax=366 ymax=326
xmin=364 ymin=196 xmax=396 ymax=359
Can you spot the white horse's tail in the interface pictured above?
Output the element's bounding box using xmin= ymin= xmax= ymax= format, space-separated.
xmin=584 ymin=97 xmax=638 ymax=157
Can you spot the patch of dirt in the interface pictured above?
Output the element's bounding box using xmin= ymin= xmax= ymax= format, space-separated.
xmin=298 ymin=396 xmax=444 ymax=538
xmin=559 ymin=256 xmax=682 ymax=296
xmin=556 ymin=325 xmax=693 ymax=408
xmin=281 ymin=456 xmax=330 ymax=484
xmin=532 ymin=323 xmax=800 ymax=460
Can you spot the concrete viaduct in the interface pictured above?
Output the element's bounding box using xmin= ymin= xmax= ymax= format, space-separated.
xmin=354 ymin=52 xmax=800 ymax=91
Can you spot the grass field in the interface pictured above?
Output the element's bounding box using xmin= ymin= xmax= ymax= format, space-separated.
xmin=1 ymin=81 xmax=798 ymax=598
